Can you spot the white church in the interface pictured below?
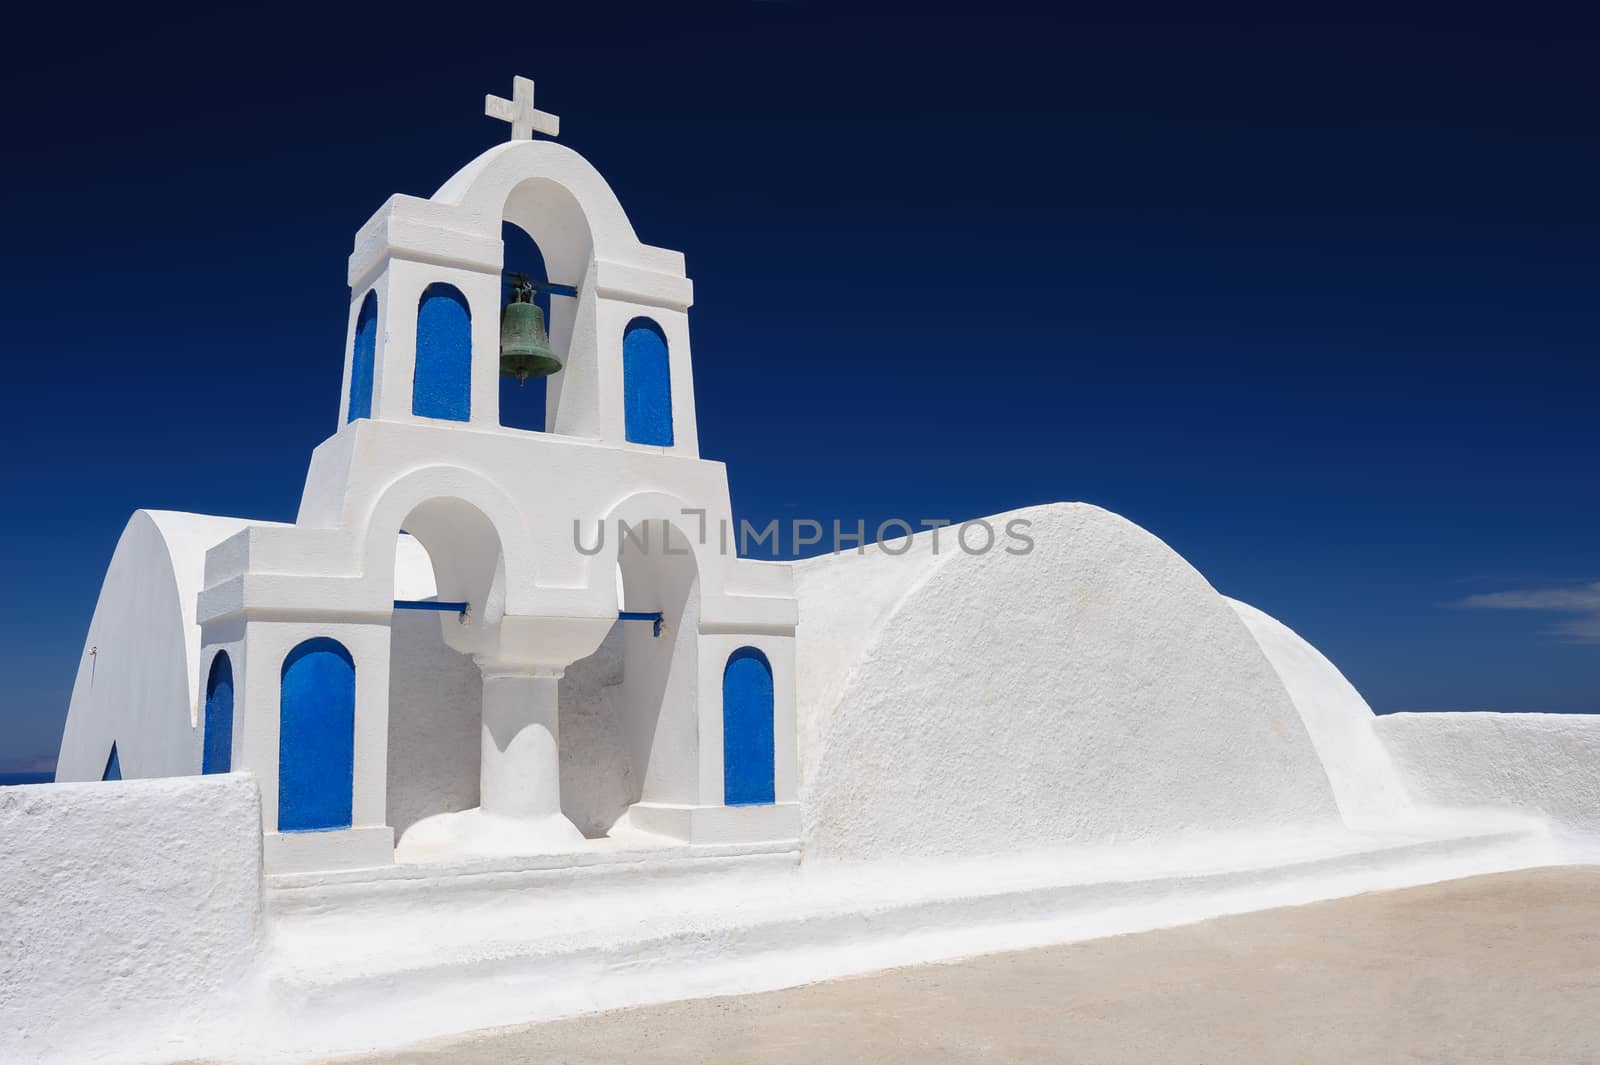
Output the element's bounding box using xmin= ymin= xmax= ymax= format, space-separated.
xmin=11 ymin=77 xmax=1599 ymax=1065
xmin=56 ymin=76 xmax=798 ymax=874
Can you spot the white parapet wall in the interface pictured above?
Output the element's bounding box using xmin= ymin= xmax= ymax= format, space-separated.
xmin=1376 ymin=711 xmax=1600 ymax=836
xmin=0 ymin=774 xmax=264 ymax=1065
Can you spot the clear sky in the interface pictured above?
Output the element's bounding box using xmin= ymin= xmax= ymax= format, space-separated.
xmin=2 ymin=7 xmax=1596 ymax=771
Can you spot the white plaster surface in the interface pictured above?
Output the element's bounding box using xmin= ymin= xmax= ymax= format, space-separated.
xmin=233 ymin=816 xmax=1581 ymax=1064
xmin=21 ymin=499 xmax=1600 ymax=1065
xmin=794 ymin=503 xmax=1344 ymax=860
xmin=1227 ymin=597 xmax=1414 ymax=825
xmin=56 ymin=510 xmax=260 ymax=781
xmin=0 ymin=775 xmax=263 ymax=1065
xmin=385 ymin=609 xmax=483 ymax=839
xmin=32 ymin=104 xmax=1600 ymax=1065
xmin=557 ymin=625 xmax=637 ymax=837
xmin=1377 ymin=711 xmax=1600 ymax=836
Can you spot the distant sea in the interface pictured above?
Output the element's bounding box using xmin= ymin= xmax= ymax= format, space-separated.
xmin=0 ymin=771 xmax=53 ymax=786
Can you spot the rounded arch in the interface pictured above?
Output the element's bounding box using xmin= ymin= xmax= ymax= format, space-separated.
xmin=201 ymin=651 xmax=234 ymax=775
xmin=359 ymin=465 xmax=539 ymax=616
xmin=610 ymin=507 xmax=705 ymax=808
xmin=614 ymin=510 xmax=701 ymax=617
xmin=279 ymin=637 xmax=356 ymax=832
xmin=414 ymin=283 xmax=471 ymax=422
xmin=398 ymin=497 xmax=507 ymax=631
xmin=347 ymin=290 xmax=378 ymax=423
xmin=427 ymin=142 xmax=690 ymax=447
xmin=499 ymin=222 xmax=551 ymax=433
xmin=723 ymin=646 xmax=775 ymax=806
xmin=499 ymin=178 xmax=596 ymax=294
xmin=585 ymin=491 xmax=729 ymax=613
xmin=432 ymin=141 xmax=647 ymax=276
xmin=623 ymin=317 xmax=673 ymax=446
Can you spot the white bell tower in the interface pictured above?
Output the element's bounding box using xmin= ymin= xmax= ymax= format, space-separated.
xmin=191 ymin=77 xmax=799 ymax=873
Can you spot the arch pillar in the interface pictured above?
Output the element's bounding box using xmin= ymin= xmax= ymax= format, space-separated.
xmin=617 ymin=628 xmax=800 ymax=846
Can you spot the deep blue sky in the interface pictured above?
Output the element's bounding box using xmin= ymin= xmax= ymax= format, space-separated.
xmin=2 ymin=7 xmax=1597 ymax=770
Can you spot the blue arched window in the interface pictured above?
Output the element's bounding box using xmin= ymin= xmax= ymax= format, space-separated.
xmin=202 ymin=652 xmax=234 ymax=775
xmin=623 ymin=318 xmax=674 ymax=446
xmin=722 ymin=646 xmax=774 ymax=806
xmin=413 ymin=283 xmax=471 ymax=422
xmin=278 ymin=637 xmax=356 ymax=832
xmin=347 ymin=291 xmax=378 ymax=422
xmin=102 ymin=742 xmax=122 ymax=782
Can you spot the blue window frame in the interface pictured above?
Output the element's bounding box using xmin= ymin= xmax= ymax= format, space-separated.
xmin=722 ymin=646 xmax=775 ymax=805
xmin=347 ymin=291 xmax=378 ymax=422
xmin=278 ymin=637 xmax=356 ymax=832
xmin=623 ymin=318 xmax=673 ymax=446
xmin=413 ymin=284 xmax=471 ymax=422
xmin=202 ymin=652 xmax=234 ymax=775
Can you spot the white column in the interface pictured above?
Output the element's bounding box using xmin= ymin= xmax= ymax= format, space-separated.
xmin=479 ymin=662 xmax=563 ymax=818
xmin=473 ymin=659 xmax=585 ymax=848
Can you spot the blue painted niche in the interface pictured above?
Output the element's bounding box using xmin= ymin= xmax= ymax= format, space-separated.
xmin=722 ymin=647 xmax=775 ymax=806
xmin=347 ymin=291 xmax=378 ymax=422
xmin=278 ymin=637 xmax=356 ymax=832
xmin=202 ymin=652 xmax=234 ymax=775
xmin=623 ymin=318 xmax=674 ymax=446
xmin=102 ymin=742 xmax=122 ymax=782
xmin=413 ymin=283 xmax=472 ymax=422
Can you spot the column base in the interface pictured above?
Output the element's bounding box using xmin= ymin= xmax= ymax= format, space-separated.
xmin=264 ymin=825 xmax=395 ymax=875
xmin=616 ymin=802 xmax=801 ymax=846
xmin=395 ymin=806 xmax=588 ymax=862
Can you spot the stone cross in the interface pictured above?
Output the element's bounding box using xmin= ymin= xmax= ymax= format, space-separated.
xmin=485 ymin=76 xmax=560 ymax=141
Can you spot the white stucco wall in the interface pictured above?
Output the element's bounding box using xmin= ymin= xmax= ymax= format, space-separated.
xmin=794 ymin=503 xmax=1344 ymax=861
xmin=1227 ymin=597 xmax=1413 ymax=825
xmin=386 ymin=610 xmax=484 ymax=839
xmin=617 ymin=525 xmax=703 ymax=807
xmin=57 ymin=511 xmax=260 ymax=781
xmin=558 ymin=625 xmax=637 ymax=836
xmin=1376 ymin=712 xmax=1600 ymax=835
xmin=0 ymin=775 xmax=263 ymax=1065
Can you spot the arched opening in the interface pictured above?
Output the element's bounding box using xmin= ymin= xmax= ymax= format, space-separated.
xmin=500 ymin=177 xmax=594 ymax=300
xmin=201 ymin=652 xmax=234 ymax=775
xmin=623 ymin=318 xmax=673 ymax=446
xmin=498 ymin=222 xmax=549 ymax=433
xmin=612 ymin=518 xmax=700 ymax=810
xmin=413 ymin=283 xmax=471 ymax=422
xmin=347 ymin=290 xmax=378 ymax=422
xmin=723 ymin=647 xmax=774 ymax=806
xmin=102 ymin=742 xmax=122 ymax=782
xmin=499 ymin=177 xmax=595 ymax=438
xmin=279 ymin=637 xmax=356 ymax=832
xmin=386 ymin=499 xmax=506 ymax=844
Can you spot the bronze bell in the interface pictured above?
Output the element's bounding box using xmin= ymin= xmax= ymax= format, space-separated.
xmin=499 ymin=274 xmax=562 ymax=383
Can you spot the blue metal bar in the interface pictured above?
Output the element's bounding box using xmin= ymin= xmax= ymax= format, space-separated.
xmin=394 ymin=600 xmax=468 ymax=615
xmin=529 ymin=280 xmax=579 ymax=298
xmin=618 ymin=610 xmax=664 ymax=637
